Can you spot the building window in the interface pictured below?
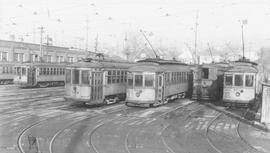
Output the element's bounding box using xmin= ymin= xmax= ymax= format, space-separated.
xmin=14 ymin=53 xmax=24 ymax=62
xmin=30 ymin=54 xmax=39 ymax=62
xmin=68 ymin=57 xmax=74 ymax=63
xmin=44 ymin=55 xmax=52 ymax=62
xmin=234 ymin=74 xmax=243 ymax=86
xmin=1 ymin=52 xmax=8 ymax=61
xmin=56 ymin=56 xmax=64 ymax=63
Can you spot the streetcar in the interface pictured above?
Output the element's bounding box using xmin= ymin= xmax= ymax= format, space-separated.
xmin=13 ymin=62 xmax=66 ymax=88
xmin=0 ymin=61 xmax=15 ymax=85
xmin=125 ymin=58 xmax=191 ymax=107
xmin=191 ymin=62 xmax=229 ymax=101
xmin=64 ymin=57 xmax=134 ymax=105
xmin=223 ymin=59 xmax=259 ymax=107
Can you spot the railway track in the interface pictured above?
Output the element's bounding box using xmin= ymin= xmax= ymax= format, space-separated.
xmin=16 ymin=103 xmax=128 ymax=153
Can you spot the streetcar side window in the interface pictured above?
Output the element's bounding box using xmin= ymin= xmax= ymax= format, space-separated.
xmin=107 ymin=70 xmax=112 ymax=84
xmin=144 ymin=74 xmax=154 ymax=87
xmin=225 ymin=75 xmax=233 ymax=86
xmin=50 ymin=68 xmax=53 ymax=75
xmin=135 ymin=74 xmax=143 ymax=87
xmin=127 ymin=73 xmax=133 ymax=87
xmin=66 ymin=69 xmax=71 ymax=84
xmin=124 ymin=71 xmax=127 ymax=83
xmin=245 ymin=74 xmax=254 ymax=87
xmin=46 ymin=68 xmax=50 ymax=75
xmin=112 ymin=70 xmax=116 ymax=83
xmin=53 ymin=68 xmax=56 ymax=75
xmin=120 ymin=71 xmax=124 ymax=83
xmin=234 ymin=74 xmax=243 ymax=86
xmin=81 ymin=70 xmax=89 ymax=85
xmin=116 ymin=70 xmax=120 ymax=83
xmin=72 ymin=69 xmax=79 ymax=84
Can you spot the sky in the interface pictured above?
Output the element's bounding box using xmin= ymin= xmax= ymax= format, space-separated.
xmin=1 ymin=0 xmax=270 ymax=60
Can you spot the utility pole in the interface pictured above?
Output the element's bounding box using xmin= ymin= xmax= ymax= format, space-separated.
xmin=194 ymin=11 xmax=199 ymax=64
xmin=38 ymin=26 xmax=44 ymax=61
xmin=85 ymin=16 xmax=89 ymax=51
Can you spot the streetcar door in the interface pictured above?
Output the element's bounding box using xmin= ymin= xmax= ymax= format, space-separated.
xmin=91 ymin=71 xmax=103 ymax=101
xmin=157 ymin=74 xmax=164 ymax=100
xmin=27 ymin=67 xmax=36 ymax=85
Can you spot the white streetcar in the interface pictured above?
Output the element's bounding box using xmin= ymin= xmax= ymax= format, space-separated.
xmin=223 ymin=60 xmax=258 ymax=107
xmin=125 ymin=58 xmax=191 ymax=107
xmin=64 ymin=57 xmax=134 ymax=105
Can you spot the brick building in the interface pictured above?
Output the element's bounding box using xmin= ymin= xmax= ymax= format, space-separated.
xmin=0 ymin=40 xmax=93 ymax=63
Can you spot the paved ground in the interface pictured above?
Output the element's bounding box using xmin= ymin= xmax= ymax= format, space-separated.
xmin=0 ymin=85 xmax=269 ymax=153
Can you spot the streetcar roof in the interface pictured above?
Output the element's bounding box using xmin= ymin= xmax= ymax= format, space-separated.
xmin=128 ymin=62 xmax=190 ymax=72
xmin=225 ymin=63 xmax=258 ymax=73
xmin=15 ymin=61 xmax=68 ymax=67
xmin=137 ymin=58 xmax=187 ymax=65
xmin=67 ymin=59 xmax=134 ymax=69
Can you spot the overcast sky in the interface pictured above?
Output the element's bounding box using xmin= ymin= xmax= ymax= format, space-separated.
xmin=1 ymin=0 xmax=270 ymax=58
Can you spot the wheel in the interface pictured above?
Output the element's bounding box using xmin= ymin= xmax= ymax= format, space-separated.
xmin=38 ymin=82 xmax=49 ymax=88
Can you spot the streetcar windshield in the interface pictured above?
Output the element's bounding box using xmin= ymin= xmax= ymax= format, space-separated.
xmin=225 ymin=75 xmax=233 ymax=86
xmin=81 ymin=70 xmax=90 ymax=85
xmin=72 ymin=69 xmax=79 ymax=84
xmin=245 ymin=74 xmax=254 ymax=87
xmin=66 ymin=69 xmax=71 ymax=84
xmin=234 ymin=74 xmax=243 ymax=86
xmin=22 ymin=67 xmax=26 ymax=75
xmin=135 ymin=74 xmax=143 ymax=87
xmin=144 ymin=74 xmax=154 ymax=87
xmin=127 ymin=73 xmax=133 ymax=87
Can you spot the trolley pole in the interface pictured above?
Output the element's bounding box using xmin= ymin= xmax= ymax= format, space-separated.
xmin=241 ymin=23 xmax=245 ymax=59
xmin=240 ymin=19 xmax=247 ymax=59
xmin=194 ymin=11 xmax=199 ymax=64
xmin=85 ymin=16 xmax=89 ymax=51
xmin=38 ymin=26 xmax=44 ymax=61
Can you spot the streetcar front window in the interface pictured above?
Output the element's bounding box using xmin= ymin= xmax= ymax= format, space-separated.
xmin=245 ymin=75 xmax=254 ymax=87
xmin=234 ymin=74 xmax=243 ymax=86
xmin=66 ymin=69 xmax=71 ymax=84
xmin=22 ymin=67 xmax=26 ymax=75
xmin=135 ymin=75 xmax=143 ymax=87
xmin=127 ymin=73 xmax=133 ymax=87
xmin=72 ymin=69 xmax=79 ymax=84
xmin=225 ymin=75 xmax=233 ymax=86
xmin=144 ymin=74 xmax=154 ymax=87
xmin=81 ymin=70 xmax=90 ymax=85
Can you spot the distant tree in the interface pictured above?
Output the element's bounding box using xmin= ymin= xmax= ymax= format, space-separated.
xmin=257 ymin=47 xmax=270 ymax=82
